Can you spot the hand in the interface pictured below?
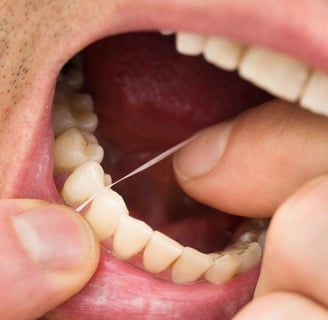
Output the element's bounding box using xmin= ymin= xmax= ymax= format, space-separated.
xmin=0 ymin=199 xmax=99 ymax=320
xmin=174 ymin=100 xmax=328 ymax=318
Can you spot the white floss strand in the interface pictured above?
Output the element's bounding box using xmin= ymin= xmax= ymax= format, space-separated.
xmin=75 ymin=134 xmax=198 ymax=212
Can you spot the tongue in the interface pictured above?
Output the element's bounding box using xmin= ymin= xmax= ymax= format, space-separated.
xmin=83 ymin=32 xmax=271 ymax=251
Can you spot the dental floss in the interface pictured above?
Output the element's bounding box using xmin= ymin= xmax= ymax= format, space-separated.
xmin=75 ymin=134 xmax=198 ymax=212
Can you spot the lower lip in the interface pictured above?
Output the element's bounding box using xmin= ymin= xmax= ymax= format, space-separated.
xmin=47 ymin=250 xmax=260 ymax=320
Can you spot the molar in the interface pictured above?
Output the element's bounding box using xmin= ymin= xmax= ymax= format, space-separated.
xmin=53 ymin=91 xmax=98 ymax=136
xmin=60 ymin=67 xmax=84 ymax=91
xmin=238 ymin=242 xmax=262 ymax=273
xmin=54 ymin=128 xmax=104 ymax=172
xmin=70 ymin=93 xmax=95 ymax=112
xmin=257 ymin=231 xmax=267 ymax=248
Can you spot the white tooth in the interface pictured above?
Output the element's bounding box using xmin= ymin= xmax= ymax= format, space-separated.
xmin=64 ymin=68 xmax=84 ymax=91
xmin=113 ymin=215 xmax=153 ymax=260
xmin=204 ymin=254 xmax=241 ymax=284
xmin=53 ymin=101 xmax=98 ymax=135
xmin=204 ymin=36 xmax=244 ymax=71
xmin=171 ymin=247 xmax=213 ymax=284
xmin=176 ymin=32 xmax=205 ymax=56
xmin=300 ymin=70 xmax=328 ymax=116
xmin=69 ymin=93 xmax=98 ymax=132
xmin=238 ymin=242 xmax=262 ymax=273
xmin=239 ymin=231 xmax=257 ymax=243
xmin=61 ymin=161 xmax=108 ymax=206
xmin=53 ymin=102 xmax=76 ymax=136
xmin=239 ymin=46 xmax=309 ymax=102
xmin=53 ymin=91 xmax=98 ymax=134
xmin=70 ymin=93 xmax=95 ymax=112
xmin=54 ymin=128 xmax=104 ymax=172
xmin=257 ymin=231 xmax=267 ymax=248
xmin=85 ymin=188 xmax=129 ymax=241
xmin=72 ymin=110 xmax=98 ymax=134
xmin=143 ymin=231 xmax=183 ymax=273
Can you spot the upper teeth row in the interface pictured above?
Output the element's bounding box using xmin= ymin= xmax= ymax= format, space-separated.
xmin=168 ymin=31 xmax=328 ymax=117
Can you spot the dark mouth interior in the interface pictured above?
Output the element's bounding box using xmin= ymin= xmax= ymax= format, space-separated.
xmin=67 ymin=31 xmax=273 ymax=253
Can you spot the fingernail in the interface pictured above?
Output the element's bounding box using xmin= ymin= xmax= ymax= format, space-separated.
xmin=174 ymin=121 xmax=233 ymax=179
xmin=12 ymin=205 xmax=94 ymax=270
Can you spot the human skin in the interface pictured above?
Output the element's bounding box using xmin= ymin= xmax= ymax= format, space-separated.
xmin=0 ymin=0 xmax=328 ymax=319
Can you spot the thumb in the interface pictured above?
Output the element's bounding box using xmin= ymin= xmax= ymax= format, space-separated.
xmin=0 ymin=199 xmax=99 ymax=320
xmin=174 ymin=100 xmax=328 ymax=217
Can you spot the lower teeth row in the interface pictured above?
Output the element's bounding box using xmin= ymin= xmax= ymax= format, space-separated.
xmin=53 ymin=57 xmax=266 ymax=285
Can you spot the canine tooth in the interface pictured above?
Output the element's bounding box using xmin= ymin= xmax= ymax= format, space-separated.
xmin=85 ymin=188 xmax=129 ymax=241
xmin=61 ymin=161 xmax=108 ymax=206
xmin=63 ymin=68 xmax=84 ymax=91
xmin=300 ymin=70 xmax=328 ymax=116
xmin=204 ymin=254 xmax=240 ymax=284
xmin=238 ymin=242 xmax=262 ymax=273
xmin=171 ymin=247 xmax=213 ymax=284
xmin=239 ymin=46 xmax=309 ymax=102
xmin=113 ymin=215 xmax=153 ymax=260
xmin=54 ymin=128 xmax=104 ymax=172
xmin=204 ymin=36 xmax=244 ymax=71
xmin=143 ymin=231 xmax=183 ymax=273
xmin=176 ymin=32 xmax=205 ymax=56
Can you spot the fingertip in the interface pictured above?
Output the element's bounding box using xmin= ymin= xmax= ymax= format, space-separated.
xmin=255 ymin=175 xmax=328 ymax=306
xmin=173 ymin=121 xmax=233 ymax=181
xmin=0 ymin=201 xmax=100 ymax=319
xmin=235 ymin=292 xmax=328 ymax=320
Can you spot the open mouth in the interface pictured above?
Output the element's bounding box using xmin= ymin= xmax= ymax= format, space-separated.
xmin=1 ymin=1 xmax=328 ymax=320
